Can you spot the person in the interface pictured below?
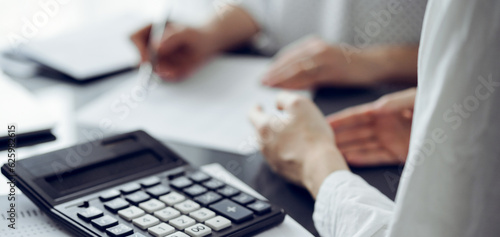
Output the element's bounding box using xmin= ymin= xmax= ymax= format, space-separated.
xmin=131 ymin=0 xmax=427 ymax=88
xmin=249 ymin=0 xmax=500 ymax=236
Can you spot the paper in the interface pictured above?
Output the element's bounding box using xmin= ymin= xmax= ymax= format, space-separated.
xmin=18 ymin=13 xmax=146 ymax=80
xmin=201 ymin=163 xmax=314 ymax=237
xmin=78 ymin=56 xmax=309 ymax=155
xmin=0 ymin=194 xmax=71 ymax=236
xmin=0 ymin=71 xmax=56 ymax=138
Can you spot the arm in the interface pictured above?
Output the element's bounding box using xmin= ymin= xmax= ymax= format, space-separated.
xmin=357 ymin=45 xmax=419 ymax=85
xmin=201 ymin=5 xmax=260 ymax=53
xmin=249 ymin=92 xmax=396 ymax=236
xmin=262 ymin=40 xmax=419 ymax=89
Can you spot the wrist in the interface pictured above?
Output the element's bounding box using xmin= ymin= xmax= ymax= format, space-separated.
xmin=302 ymin=143 xmax=349 ymax=199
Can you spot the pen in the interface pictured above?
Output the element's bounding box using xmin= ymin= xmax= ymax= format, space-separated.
xmin=141 ymin=7 xmax=171 ymax=86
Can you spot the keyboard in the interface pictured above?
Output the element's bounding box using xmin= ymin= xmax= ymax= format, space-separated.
xmin=2 ymin=131 xmax=285 ymax=236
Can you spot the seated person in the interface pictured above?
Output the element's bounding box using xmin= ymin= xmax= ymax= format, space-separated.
xmin=248 ymin=0 xmax=500 ymax=235
xmin=131 ymin=0 xmax=427 ymax=88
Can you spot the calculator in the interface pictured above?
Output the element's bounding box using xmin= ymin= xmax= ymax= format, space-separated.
xmin=2 ymin=131 xmax=286 ymax=237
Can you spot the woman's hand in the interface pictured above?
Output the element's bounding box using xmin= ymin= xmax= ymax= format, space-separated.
xmin=261 ymin=37 xmax=419 ymax=89
xmin=327 ymin=88 xmax=416 ymax=166
xmin=249 ymin=92 xmax=349 ymax=198
xmin=131 ymin=24 xmax=219 ymax=80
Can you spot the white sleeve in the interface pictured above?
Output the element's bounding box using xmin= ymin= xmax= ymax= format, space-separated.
xmin=313 ymin=170 xmax=395 ymax=237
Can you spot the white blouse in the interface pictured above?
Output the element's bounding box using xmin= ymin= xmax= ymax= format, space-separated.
xmin=313 ymin=0 xmax=500 ymax=236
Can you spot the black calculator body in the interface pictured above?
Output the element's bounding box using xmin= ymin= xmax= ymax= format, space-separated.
xmin=2 ymin=131 xmax=286 ymax=237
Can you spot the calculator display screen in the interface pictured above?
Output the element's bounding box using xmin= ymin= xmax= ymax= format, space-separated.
xmin=45 ymin=149 xmax=163 ymax=194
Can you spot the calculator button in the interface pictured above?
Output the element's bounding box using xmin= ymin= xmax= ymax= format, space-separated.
xmin=184 ymin=223 xmax=212 ymax=237
xmin=126 ymin=191 xmax=150 ymax=205
xmin=121 ymin=183 xmax=141 ymax=194
xmin=148 ymin=223 xmax=175 ymax=237
xmin=154 ymin=207 xmax=181 ymax=222
xmin=171 ymin=177 xmax=193 ymax=189
xmin=202 ymin=179 xmax=225 ymax=190
xmin=100 ymin=189 xmax=121 ymax=202
xmin=105 ymin=198 xmax=130 ymax=213
xmin=189 ymin=208 xmax=215 ymax=222
xmin=140 ymin=176 xmax=161 ymax=187
xmin=167 ymin=170 xmax=185 ymax=180
xmin=174 ymin=200 xmax=200 ymax=214
xmin=106 ymin=223 xmax=134 ymax=237
xmin=160 ymin=191 xmax=186 ymax=205
xmin=168 ymin=215 xmax=195 ymax=230
xmin=127 ymin=233 xmax=147 ymax=237
xmin=247 ymin=200 xmax=271 ymax=215
xmin=91 ymin=215 xmax=118 ymax=230
xmin=217 ymin=186 xmax=240 ymax=197
xmin=139 ymin=199 xmax=166 ymax=213
xmin=209 ymin=199 xmax=253 ymax=223
xmin=204 ymin=216 xmax=231 ymax=231
xmin=132 ymin=214 xmax=160 ymax=230
xmin=183 ymin=184 xmax=207 ymax=197
xmin=118 ymin=206 xmax=145 ymax=221
xmin=231 ymin=193 xmax=255 ymax=205
xmin=194 ymin=191 xmax=222 ymax=206
xmin=166 ymin=232 xmax=190 ymax=237
xmin=187 ymin=171 xmax=210 ymax=183
xmin=77 ymin=206 xmax=103 ymax=221
xmin=146 ymin=185 xmax=171 ymax=198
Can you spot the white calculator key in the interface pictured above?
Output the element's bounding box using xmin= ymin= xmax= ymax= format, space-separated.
xmin=184 ymin=223 xmax=212 ymax=237
xmin=132 ymin=214 xmax=160 ymax=230
xmin=168 ymin=215 xmax=196 ymax=230
xmin=118 ymin=206 xmax=145 ymax=221
xmin=166 ymin=231 xmax=190 ymax=237
xmin=189 ymin=208 xmax=215 ymax=222
xmin=139 ymin=199 xmax=166 ymax=213
xmin=160 ymin=191 xmax=186 ymax=205
xmin=174 ymin=200 xmax=200 ymax=214
xmin=148 ymin=223 xmax=175 ymax=237
xmin=205 ymin=216 xmax=231 ymax=231
xmin=154 ymin=207 xmax=181 ymax=222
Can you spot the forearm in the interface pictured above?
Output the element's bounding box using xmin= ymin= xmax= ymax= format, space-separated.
xmin=357 ymin=45 xmax=419 ymax=84
xmin=303 ymin=143 xmax=349 ymax=199
xmin=201 ymin=5 xmax=259 ymax=53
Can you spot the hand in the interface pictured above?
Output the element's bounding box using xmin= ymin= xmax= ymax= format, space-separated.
xmin=249 ymin=92 xmax=349 ymax=198
xmin=327 ymin=88 xmax=416 ymax=167
xmin=261 ymin=36 xmax=382 ymax=89
xmin=131 ymin=24 xmax=218 ymax=81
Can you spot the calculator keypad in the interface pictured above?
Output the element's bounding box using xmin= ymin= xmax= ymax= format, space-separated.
xmin=133 ymin=214 xmax=160 ymax=230
xmin=160 ymin=191 xmax=186 ymax=206
xmin=118 ymin=206 xmax=145 ymax=221
xmin=76 ymin=172 xmax=277 ymax=237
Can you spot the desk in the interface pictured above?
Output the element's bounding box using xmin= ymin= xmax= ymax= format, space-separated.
xmin=12 ymin=68 xmax=406 ymax=236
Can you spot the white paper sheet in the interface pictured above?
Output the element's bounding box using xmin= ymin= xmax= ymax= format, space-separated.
xmin=77 ymin=56 xmax=309 ymax=155
xmin=0 ymin=72 xmax=56 ymax=137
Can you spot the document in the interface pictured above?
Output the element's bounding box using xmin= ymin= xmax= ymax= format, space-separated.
xmin=0 ymin=72 xmax=56 ymax=138
xmin=78 ymin=56 xmax=310 ymax=155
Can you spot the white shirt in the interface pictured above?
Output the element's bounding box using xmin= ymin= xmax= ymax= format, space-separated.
xmin=313 ymin=0 xmax=500 ymax=236
xmin=238 ymin=0 xmax=427 ymax=55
